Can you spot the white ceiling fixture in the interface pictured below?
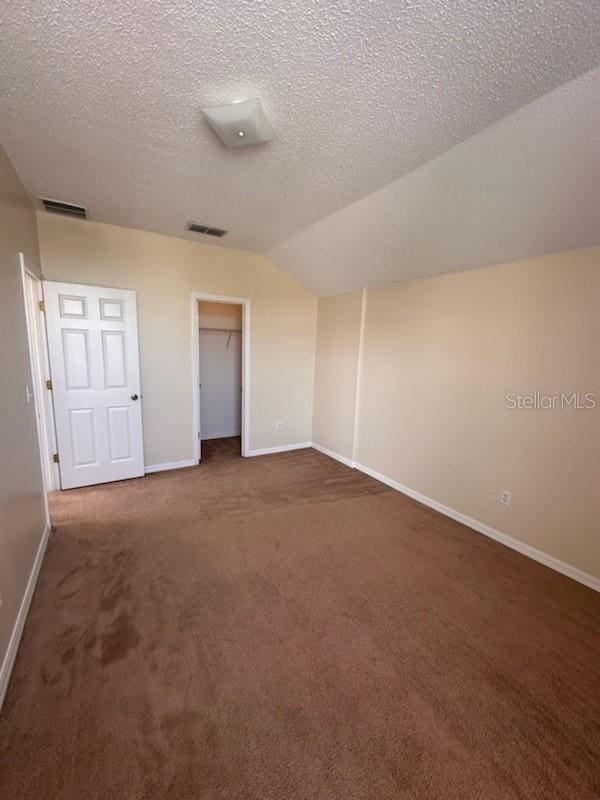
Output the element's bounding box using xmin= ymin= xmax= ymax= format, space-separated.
xmin=202 ymin=98 xmax=275 ymax=148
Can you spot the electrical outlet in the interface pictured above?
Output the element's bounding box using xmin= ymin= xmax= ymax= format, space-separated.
xmin=500 ymin=490 xmax=511 ymax=506
xmin=275 ymin=421 xmax=283 ymax=431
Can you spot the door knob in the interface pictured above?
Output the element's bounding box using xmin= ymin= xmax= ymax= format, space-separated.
xmin=131 ymin=393 xmax=139 ymax=401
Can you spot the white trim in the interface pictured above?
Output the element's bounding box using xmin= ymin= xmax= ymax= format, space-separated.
xmin=353 ymin=460 xmax=600 ymax=594
xmin=145 ymin=459 xmax=196 ymax=474
xmin=351 ymin=288 xmax=367 ymax=465
xmin=247 ymin=442 xmax=312 ymax=457
xmin=200 ymin=430 xmax=242 ymax=441
xmin=191 ymin=292 xmax=250 ymax=461
xmin=20 ymin=255 xmax=59 ymax=496
xmin=312 ymin=442 xmax=355 ymax=468
xmin=0 ymin=523 xmax=50 ymax=712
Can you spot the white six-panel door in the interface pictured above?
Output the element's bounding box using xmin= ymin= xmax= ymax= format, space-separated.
xmin=44 ymin=281 xmax=144 ymax=489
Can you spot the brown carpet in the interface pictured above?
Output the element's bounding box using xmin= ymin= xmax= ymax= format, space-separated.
xmin=1 ymin=448 xmax=599 ymax=799
xmin=200 ymin=435 xmax=242 ymax=464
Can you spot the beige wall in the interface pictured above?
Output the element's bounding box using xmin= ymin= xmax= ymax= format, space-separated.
xmin=0 ymin=146 xmax=47 ymax=680
xmin=312 ymin=291 xmax=363 ymax=460
xmin=314 ymin=247 xmax=600 ymax=581
xmin=37 ymin=214 xmax=317 ymax=464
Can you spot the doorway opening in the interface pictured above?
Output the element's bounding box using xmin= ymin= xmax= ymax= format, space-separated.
xmin=20 ymin=254 xmax=59 ymax=504
xmin=191 ymin=293 xmax=250 ymax=463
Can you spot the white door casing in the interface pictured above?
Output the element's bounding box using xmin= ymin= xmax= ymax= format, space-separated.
xmin=21 ymin=262 xmax=59 ymax=493
xmin=44 ymin=281 xmax=144 ymax=489
xmin=191 ymin=292 xmax=250 ymax=462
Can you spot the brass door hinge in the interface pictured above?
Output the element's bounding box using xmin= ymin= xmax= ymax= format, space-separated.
xmin=38 ymin=300 xmax=46 ymax=312
xmin=46 ymin=379 xmax=53 ymax=390
xmin=53 ymin=453 xmax=59 ymax=463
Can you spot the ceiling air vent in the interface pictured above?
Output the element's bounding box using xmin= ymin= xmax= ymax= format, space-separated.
xmin=39 ymin=197 xmax=87 ymax=219
xmin=185 ymin=221 xmax=228 ymax=237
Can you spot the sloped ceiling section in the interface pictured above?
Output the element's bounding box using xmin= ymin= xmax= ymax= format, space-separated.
xmin=269 ymin=67 xmax=600 ymax=296
xmin=0 ymin=1 xmax=599 ymax=263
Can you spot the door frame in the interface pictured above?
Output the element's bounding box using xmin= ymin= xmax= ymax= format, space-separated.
xmin=191 ymin=292 xmax=250 ymax=460
xmin=20 ymin=254 xmax=59 ymax=500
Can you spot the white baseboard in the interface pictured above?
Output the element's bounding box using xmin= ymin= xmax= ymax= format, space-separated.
xmin=0 ymin=522 xmax=50 ymax=712
xmin=201 ymin=431 xmax=241 ymax=441
xmin=353 ymin=461 xmax=600 ymax=594
xmin=311 ymin=442 xmax=355 ymax=468
xmin=246 ymin=441 xmax=312 ymax=457
xmin=145 ymin=459 xmax=196 ymax=474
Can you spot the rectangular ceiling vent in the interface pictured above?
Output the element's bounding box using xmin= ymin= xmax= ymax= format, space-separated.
xmin=39 ymin=197 xmax=87 ymax=219
xmin=185 ymin=221 xmax=228 ymax=237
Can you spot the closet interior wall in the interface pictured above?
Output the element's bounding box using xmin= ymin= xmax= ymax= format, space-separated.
xmin=198 ymin=301 xmax=243 ymax=442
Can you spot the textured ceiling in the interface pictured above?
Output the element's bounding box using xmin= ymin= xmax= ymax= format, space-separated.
xmin=1 ymin=0 xmax=600 ymax=268
xmin=269 ymin=66 xmax=600 ymax=295
xmin=0 ymin=0 xmax=600 ymax=250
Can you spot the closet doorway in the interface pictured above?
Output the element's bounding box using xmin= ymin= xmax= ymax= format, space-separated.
xmin=191 ymin=293 xmax=250 ymax=463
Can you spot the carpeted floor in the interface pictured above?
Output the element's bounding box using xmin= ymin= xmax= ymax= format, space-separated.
xmin=200 ymin=435 xmax=242 ymax=464
xmin=1 ymin=446 xmax=599 ymax=799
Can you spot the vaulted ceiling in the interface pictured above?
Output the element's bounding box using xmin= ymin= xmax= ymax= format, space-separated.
xmin=1 ymin=1 xmax=599 ymax=295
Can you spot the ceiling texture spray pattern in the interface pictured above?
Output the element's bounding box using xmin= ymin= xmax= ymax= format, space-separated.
xmin=269 ymin=66 xmax=600 ymax=295
xmin=1 ymin=1 xmax=600 ymax=293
